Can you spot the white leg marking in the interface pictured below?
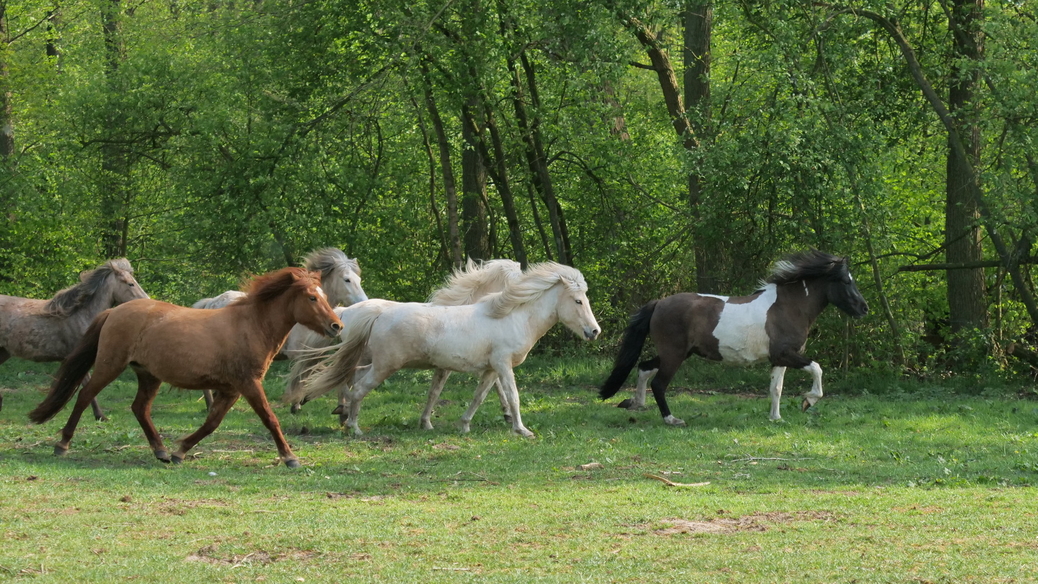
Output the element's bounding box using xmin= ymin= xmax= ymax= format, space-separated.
xmin=802 ymin=361 xmax=823 ymax=408
xmin=769 ymin=366 xmax=786 ymax=420
xmin=663 ymin=414 xmax=686 ymax=427
xmin=633 ymin=368 xmax=657 ymax=410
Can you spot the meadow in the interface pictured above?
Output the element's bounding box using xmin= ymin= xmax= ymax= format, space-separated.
xmin=2 ymin=355 xmax=1037 ymax=583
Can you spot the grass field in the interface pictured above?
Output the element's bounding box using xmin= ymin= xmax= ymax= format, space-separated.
xmin=2 ymin=354 xmax=1037 ymax=583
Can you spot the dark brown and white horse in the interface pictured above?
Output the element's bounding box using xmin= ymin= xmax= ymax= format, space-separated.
xmin=600 ymin=251 xmax=868 ymax=425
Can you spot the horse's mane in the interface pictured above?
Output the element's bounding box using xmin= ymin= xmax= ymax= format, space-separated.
xmin=303 ymin=247 xmax=360 ymax=278
xmin=765 ymin=250 xmax=848 ymax=286
xmin=483 ymin=262 xmax=586 ymax=318
xmin=428 ymin=258 xmax=522 ymax=306
xmin=44 ymin=258 xmax=135 ymax=317
xmin=244 ymin=267 xmax=319 ymax=303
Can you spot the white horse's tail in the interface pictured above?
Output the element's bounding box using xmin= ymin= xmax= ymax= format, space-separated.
xmin=286 ymin=303 xmax=384 ymax=404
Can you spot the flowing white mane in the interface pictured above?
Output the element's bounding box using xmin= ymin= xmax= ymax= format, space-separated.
xmin=427 ymin=259 xmax=522 ymax=307
xmin=484 ymin=262 xmax=586 ymax=319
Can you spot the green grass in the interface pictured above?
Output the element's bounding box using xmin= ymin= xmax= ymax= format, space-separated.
xmin=2 ymin=355 xmax=1038 ymax=582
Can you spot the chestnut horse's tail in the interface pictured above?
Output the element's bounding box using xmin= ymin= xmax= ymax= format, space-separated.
xmin=599 ymin=300 xmax=658 ymax=400
xmin=28 ymin=310 xmax=109 ymax=424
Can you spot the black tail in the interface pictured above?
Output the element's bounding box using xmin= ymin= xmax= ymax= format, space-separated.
xmin=599 ymin=300 xmax=658 ymax=400
xmin=28 ymin=310 xmax=109 ymax=424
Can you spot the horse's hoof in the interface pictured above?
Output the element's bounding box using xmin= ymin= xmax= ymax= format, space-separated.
xmin=801 ymin=399 xmax=816 ymax=413
xmin=155 ymin=450 xmax=171 ymax=463
xmin=94 ymin=415 xmax=109 ymax=422
xmin=502 ymin=414 xmax=513 ymax=424
xmin=285 ymin=459 xmax=301 ymax=469
xmin=617 ymin=398 xmax=634 ymax=409
xmin=290 ymin=404 xmax=301 ymax=414
xmin=53 ymin=445 xmax=68 ymax=457
xmin=170 ymin=454 xmax=184 ymax=464
xmin=663 ymin=415 xmax=686 ymax=427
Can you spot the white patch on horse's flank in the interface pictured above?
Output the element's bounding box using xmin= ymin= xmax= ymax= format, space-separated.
xmin=699 ymin=293 xmax=730 ymax=301
xmin=712 ymin=284 xmax=777 ymax=364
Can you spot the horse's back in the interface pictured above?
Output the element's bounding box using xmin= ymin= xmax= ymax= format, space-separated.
xmin=651 ymin=290 xmax=773 ymax=364
xmin=0 ymin=295 xmax=77 ymax=359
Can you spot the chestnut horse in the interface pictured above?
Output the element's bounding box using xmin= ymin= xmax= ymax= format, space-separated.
xmin=28 ymin=267 xmax=343 ymax=468
xmin=600 ymin=251 xmax=868 ymax=425
xmin=0 ymin=258 xmax=148 ymax=420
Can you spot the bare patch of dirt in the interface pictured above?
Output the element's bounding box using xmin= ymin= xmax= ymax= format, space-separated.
xmin=652 ymin=510 xmax=839 ymax=535
xmin=185 ymin=544 xmax=318 ymax=566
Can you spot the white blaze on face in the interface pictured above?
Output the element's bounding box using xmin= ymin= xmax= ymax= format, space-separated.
xmin=316 ymin=286 xmax=327 ymax=300
xmin=712 ymin=284 xmax=777 ymax=364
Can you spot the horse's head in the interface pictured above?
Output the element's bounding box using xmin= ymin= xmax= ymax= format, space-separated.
xmin=290 ymin=269 xmax=345 ymax=338
xmin=554 ymin=272 xmax=601 ymax=341
xmin=826 ymin=258 xmax=869 ymax=318
xmin=304 ymin=248 xmax=368 ymax=307
xmin=104 ymin=258 xmax=149 ymax=305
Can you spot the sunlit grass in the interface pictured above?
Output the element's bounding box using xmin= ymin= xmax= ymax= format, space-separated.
xmin=2 ymin=356 xmax=1038 ymax=582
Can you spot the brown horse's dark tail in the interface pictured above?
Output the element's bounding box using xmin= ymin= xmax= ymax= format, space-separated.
xmin=29 ymin=311 xmax=109 ymax=424
xmin=600 ymin=300 xmax=658 ymax=400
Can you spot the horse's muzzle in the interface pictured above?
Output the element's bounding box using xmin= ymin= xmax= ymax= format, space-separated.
xmin=325 ymin=322 xmax=344 ymax=337
xmin=585 ymin=328 xmax=600 ymax=341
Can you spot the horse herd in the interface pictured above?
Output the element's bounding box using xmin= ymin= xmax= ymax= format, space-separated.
xmin=0 ymin=249 xmax=868 ymax=468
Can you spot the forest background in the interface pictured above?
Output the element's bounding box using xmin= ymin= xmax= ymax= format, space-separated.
xmin=1 ymin=0 xmax=1036 ymax=380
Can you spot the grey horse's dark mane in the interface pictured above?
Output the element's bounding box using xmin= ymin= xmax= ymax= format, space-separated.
xmin=44 ymin=258 xmax=134 ymax=317
xmin=303 ymin=247 xmax=360 ymax=278
xmin=765 ymin=250 xmax=848 ymax=286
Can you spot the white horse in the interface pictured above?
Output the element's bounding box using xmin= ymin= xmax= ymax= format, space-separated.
xmin=283 ymin=259 xmax=523 ymax=428
xmin=294 ymin=262 xmax=600 ymax=437
xmin=192 ymin=248 xmax=367 ymax=408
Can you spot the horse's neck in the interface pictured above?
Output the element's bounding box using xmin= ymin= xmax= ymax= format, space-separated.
xmin=236 ymin=299 xmax=299 ymax=353
xmin=507 ymin=285 xmax=562 ymax=341
xmin=64 ymin=287 xmax=115 ymax=335
xmin=783 ymin=280 xmax=829 ymax=322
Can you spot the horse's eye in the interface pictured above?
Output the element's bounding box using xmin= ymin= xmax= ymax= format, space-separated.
xmin=576 ymin=299 xmax=583 ymax=305
xmin=309 ymin=295 xmax=317 ymax=302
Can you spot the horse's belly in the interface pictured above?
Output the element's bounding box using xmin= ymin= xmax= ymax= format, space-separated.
xmin=713 ymin=325 xmax=770 ymax=365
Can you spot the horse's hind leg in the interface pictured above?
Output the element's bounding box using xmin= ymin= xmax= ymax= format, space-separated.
xmin=421 ymin=369 xmax=452 ymax=430
xmin=0 ymin=348 xmax=9 ymax=412
xmin=459 ymin=370 xmax=503 ymax=434
xmin=619 ymin=356 xmax=659 ymax=410
xmin=129 ymin=369 xmax=170 ymax=462
xmin=171 ymin=390 xmax=239 ymax=465
xmin=54 ymin=364 xmax=125 ymax=455
xmin=647 ymin=354 xmax=686 ymax=427
xmin=81 ymin=375 xmax=108 ymax=422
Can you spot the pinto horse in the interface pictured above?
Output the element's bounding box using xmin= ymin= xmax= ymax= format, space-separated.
xmin=28 ymin=267 xmax=343 ymax=468
xmin=296 ymin=262 xmax=600 ymax=437
xmin=600 ymin=251 xmax=868 ymax=425
xmin=0 ymin=258 xmax=148 ymax=420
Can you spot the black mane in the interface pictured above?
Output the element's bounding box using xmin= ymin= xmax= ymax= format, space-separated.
xmin=765 ymin=250 xmax=847 ymax=285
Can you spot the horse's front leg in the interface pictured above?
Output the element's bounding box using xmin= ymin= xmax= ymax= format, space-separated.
xmin=494 ymin=366 xmax=534 ymax=438
xmin=800 ymin=361 xmax=824 ymax=412
xmin=459 ymin=370 xmax=500 ymax=434
xmin=768 ymin=366 xmax=787 ymax=420
xmin=171 ymin=390 xmax=240 ymax=465
xmin=421 ymin=369 xmax=452 ymax=430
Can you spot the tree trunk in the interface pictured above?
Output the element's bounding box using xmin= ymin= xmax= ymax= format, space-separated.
xmin=100 ymin=0 xmax=129 ymax=259
xmin=0 ymin=4 xmax=14 ymax=160
xmin=461 ymin=100 xmax=491 ymax=261
xmin=421 ymin=60 xmax=462 ymax=268
xmin=944 ymin=0 xmax=987 ymax=333
xmin=513 ymin=52 xmax=571 ymax=265
xmin=683 ymin=2 xmax=719 ymax=292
